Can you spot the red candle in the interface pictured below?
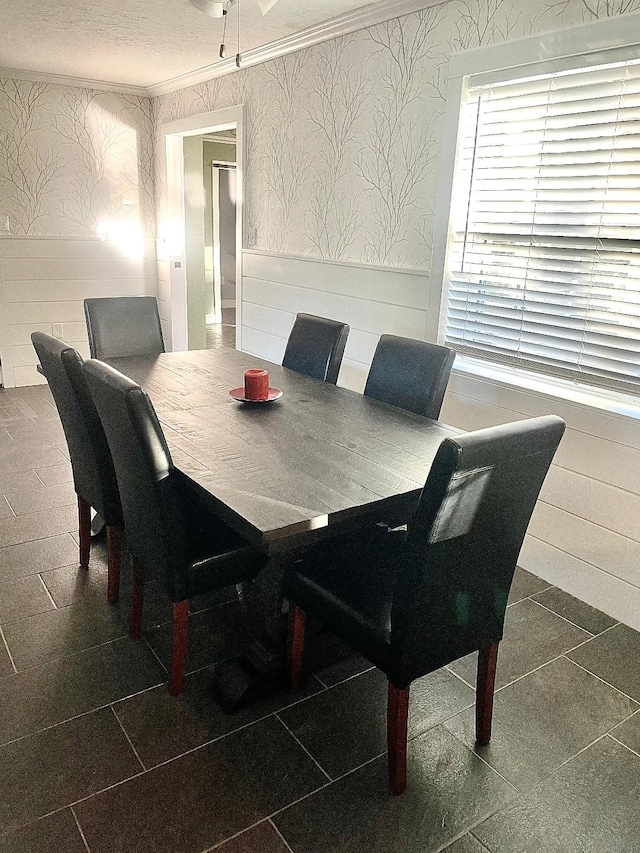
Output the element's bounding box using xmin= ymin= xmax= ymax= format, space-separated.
xmin=244 ymin=368 xmax=269 ymax=400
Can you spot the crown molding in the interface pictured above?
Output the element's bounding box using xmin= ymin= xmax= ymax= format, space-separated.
xmin=0 ymin=66 xmax=148 ymax=97
xmin=146 ymin=0 xmax=450 ymax=97
xmin=0 ymin=1 xmax=451 ymax=100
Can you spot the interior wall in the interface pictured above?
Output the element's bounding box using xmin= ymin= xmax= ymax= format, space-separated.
xmin=0 ymin=77 xmax=157 ymax=386
xmin=153 ymin=0 xmax=640 ymax=625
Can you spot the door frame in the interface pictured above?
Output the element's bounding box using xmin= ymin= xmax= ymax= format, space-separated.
xmin=160 ymin=105 xmax=244 ymax=351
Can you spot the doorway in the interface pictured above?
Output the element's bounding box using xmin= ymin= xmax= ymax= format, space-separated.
xmin=160 ymin=105 xmax=244 ymax=352
xmin=204 ymin=130 xmax=237 ymax=349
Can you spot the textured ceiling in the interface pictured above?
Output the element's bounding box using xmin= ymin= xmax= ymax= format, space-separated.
xmin=0 ymin=0 xmax=379 ymax=89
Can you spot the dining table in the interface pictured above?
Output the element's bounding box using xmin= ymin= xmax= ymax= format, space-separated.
xmin=108 ymin=347 xmax=461 ymax=708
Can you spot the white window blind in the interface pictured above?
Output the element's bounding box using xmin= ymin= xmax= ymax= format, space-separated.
xmin=445 ymin=59 xmax=640 ymax=394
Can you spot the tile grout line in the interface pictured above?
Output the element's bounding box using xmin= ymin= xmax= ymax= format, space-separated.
xmin=266 ymin=752 xmax=385 ymax=826
xmin=526 ymin=597 xmax=605 ymax=635
xmin=1 ymin=494 xmax=16 ymax=518
xmin=37 ymin=572 xmax=58 ymax=609
xmin=269 ymin=818 xmax=296 ymax=853
xmin=608 ymin=732 xmax=640 ymax=760
xmin=70 ymin=806 xmax=91 ymax=853
xmin=0 ymin=682 xmax=166 ymax=751
xmin=110 ymin=705 xmax=146 ymax=772
xmin=0 ymin=623 xmax=17 ymax=674
xmin=566 ymin=657 xmax=640 ymax=707
xmin=273 ymin=714 xmax=332 ymax=782
xmin=443 ymin=724 xmax=518 ymax=791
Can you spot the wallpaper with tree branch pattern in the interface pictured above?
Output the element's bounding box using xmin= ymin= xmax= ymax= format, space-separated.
xmin=0 ymin=82 xmax=155 ymax=237
xmin=156 ymin=0 xmax=640 ymax=270
xmin=1 ymin=0 xmax=638 ymax=255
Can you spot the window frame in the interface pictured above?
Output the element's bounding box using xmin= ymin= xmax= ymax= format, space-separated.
xmin=430 ymin=13 xmax=640 ymax=406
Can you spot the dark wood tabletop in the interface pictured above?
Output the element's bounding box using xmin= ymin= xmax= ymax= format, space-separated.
xmin=108 ymin=348 xmax=460 ymax=554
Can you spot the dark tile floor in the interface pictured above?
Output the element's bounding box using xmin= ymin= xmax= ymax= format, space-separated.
xmin=206 ymin=322 xmax=236 ymax=350
xmin=1 ymin=383 xmax=640 ymax=852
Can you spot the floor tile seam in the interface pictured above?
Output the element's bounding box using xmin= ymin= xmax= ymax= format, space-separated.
xmin=469 ymin=826 xmax=501 ymax=852
xmin=0 ymin=523 xmax=79 ymax=551
xmin=542 ymin=730 xmax=614 ymax=778
xmin=0 ymin=600 xmax=58 ymax=627
xmin=46 ymin=754 xmax=157 ymax=817
xmin=271 ymin=665 xmax=376 ymax=716
xmin=0 ymin=776 xmax=138 ymax=843
xmin=525 ymin=597 xmax=601 ymax=636
xmin=433 ymin=828 xmax=494 ymax=853
xmin=450 ymin=649 xmax=567 ymax=698
xmin=136 ymin=707 xmax=296 ymax=774
xmin=33 ymin=467 xmax=52 ymax=488
xmin=444 ymin=681 xmax=640 ymax=793
xmin=109 ymin=705 xmax=146 ymax=773
xmin=449 ymin=634 xmax=592 ymax=695
xmin=312 ymin=663 xmax=376 ymax=691
xmin=0 ymin=494 xmax=16 ymax=518
xmin=442 ymin=724 xmax=518 ymax=792
xmin=5 ymin=497 xmax=77 ymax=518
xmin=406 ymin=695 xmax=477 ymax=746
xmin=472 ymin=729 xmax=620 ymax=824
xmin=0 ymin=624 xmax=17 ymax=674
xmin=608 ymin=732 xmax=640 ymax=760
xmin=4 ymin=627 xmax=132 ymax=673
xmin=269 ymin=818 xmax=296 ymax=853
xmin=199 ymin=816 xmax=294 ymax=853
xmin=0 ymin=681 xmax=167 ymax=750
xmin=70 ymin=806 xmax=91 ymax=853
xmin=274 ymin=713 xmax=333 ymax=782
xmin=563 ymin=656 xmax=640 ymax=707
xmin=524 ymin=598 xmax=594 ymax=640
xmin=487 ymin=631 xmax=619 ymax=696
xmin=37 ymin=572 xmax=58 ymax=609
xmin=445 ymin=663 xmax=475 ymax=691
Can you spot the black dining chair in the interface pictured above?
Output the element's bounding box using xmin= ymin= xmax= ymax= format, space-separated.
xmin=364 ymin=335 xmax=455 ymax=419
xmin=83 ymin=358 xmax=266 ymax=696
xmin=282 ymin=313 xmax=349 ymax=384
xmin=31 ymin=333 xmax=124 ymax=603
xmin=284 ymin=414 xmax=566 ymax=795
xmin=84 ymin=296 xmax=165 ymax=359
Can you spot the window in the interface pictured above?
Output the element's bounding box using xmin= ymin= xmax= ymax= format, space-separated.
xmin=443 ymin=57 xmax=640 ymax=395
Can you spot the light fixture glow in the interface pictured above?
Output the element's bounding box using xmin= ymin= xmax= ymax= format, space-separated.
xmin=188 ymin=0 xmax=225 ymax=18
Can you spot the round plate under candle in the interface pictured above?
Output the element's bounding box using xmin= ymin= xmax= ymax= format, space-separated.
xmin=229 ymin=387 xmax=283 ymax=403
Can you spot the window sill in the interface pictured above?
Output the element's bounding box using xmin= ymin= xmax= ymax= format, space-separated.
xmin=452 ymin=355 xmax=640 ymax=423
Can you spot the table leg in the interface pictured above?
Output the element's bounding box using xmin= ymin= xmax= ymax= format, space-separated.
xmin=210 ymin=556 xmax=290 ymax=712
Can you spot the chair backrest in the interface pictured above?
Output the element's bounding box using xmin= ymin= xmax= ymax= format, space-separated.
xmin=391 ymin=415 xmax=566 ymax=685
xmin=31 ymin=332 xmax=121 ymax=525
xmin=282 ymin=313 xmax=349 ymax=384
xmin=364 ymin=335 xmax=455 ymax=419
xmin=83 ymin=359 xmax=189 ymax=596
xmin=84 ymin=296 xmax=165 ymax=359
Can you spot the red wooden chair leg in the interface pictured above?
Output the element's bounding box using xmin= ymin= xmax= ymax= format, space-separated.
xmin=78 ymin=495 xmax=91 ymax=570
xmin=106 ymin=526 xmax=122 ymax=605
xmin=129 ymin=559 xmax=145 ymax=640
xmin=387 ymin=683 xmax=410 ymax=796
xmin=476 ymin=641 xmax=499 ymax=745
xmin=169 ymin=600 xmax=189 ymax=696
xmin=288 ymin=604 xmax=306 ymax=693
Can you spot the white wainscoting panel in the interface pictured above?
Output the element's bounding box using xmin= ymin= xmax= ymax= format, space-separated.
xmin=240 ymin=249 xmax=640 ymax=629
xmin=241 ymin=250 xmax=430 ymax=391
xmin=441 ymin=368 xmax=640 ymax=627
xmin=0 ymin=237 xmax=158 ymax=387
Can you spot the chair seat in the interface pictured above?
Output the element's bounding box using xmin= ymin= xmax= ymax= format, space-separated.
xmin=284 ymin=529 xmax=407 ymax=673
